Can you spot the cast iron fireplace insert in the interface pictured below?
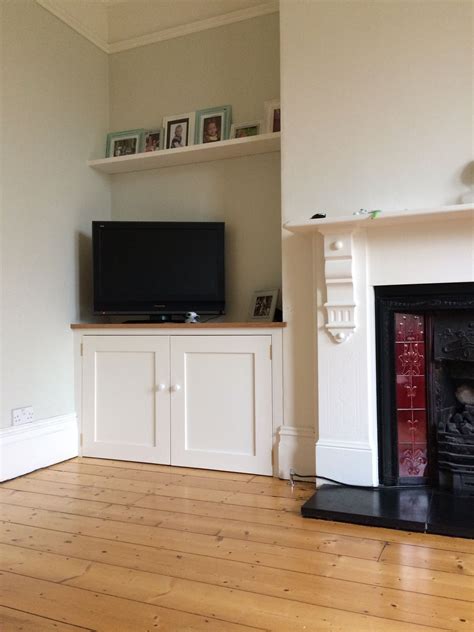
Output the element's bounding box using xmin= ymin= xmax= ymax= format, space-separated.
xmin=301 ymin=282 xmax=474 ymax=537
xmin=375 ymin=282 xmax=474 ymax=494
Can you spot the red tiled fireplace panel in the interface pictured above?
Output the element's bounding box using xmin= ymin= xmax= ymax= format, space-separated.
xmin=395 ymin=313 xmax=428 ymax=479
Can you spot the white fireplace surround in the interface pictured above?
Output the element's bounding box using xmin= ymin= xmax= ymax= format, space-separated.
xmin=285 ymin=204 xmax=474 ymax=485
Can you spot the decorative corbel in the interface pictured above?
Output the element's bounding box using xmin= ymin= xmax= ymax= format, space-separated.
xmin=321 ymin=231 xmax=356 ymax=343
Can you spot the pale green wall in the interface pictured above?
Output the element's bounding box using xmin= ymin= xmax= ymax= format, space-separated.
xmin=110 ymin=154 xmax=281 ymax=321
xmin=0 ymin=8 xmax=280 ymax=429
xmin=109 ymin=14 xmax=280 ymax=134
xmin=0 ymin=0 xmax=111 ymax=427
xmin=108 ymin=14 xmax=282 ymax=320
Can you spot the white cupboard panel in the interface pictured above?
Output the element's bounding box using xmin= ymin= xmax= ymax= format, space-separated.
xmin=171 ymin=335 xmax=272 ymax=474
xmin=95 ymin=351 xmax=156 ymax=446
xmin=82 ymin=336 xmax=170 ymax=464
xmin=185 ymin=352 xmax=255 ymax=455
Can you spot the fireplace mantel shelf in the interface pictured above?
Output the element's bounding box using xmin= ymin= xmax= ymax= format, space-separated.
xmin=283 ymin=203 xmax=473 ymax=234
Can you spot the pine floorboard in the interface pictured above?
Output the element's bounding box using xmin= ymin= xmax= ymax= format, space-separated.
xmin=0 ymin=457 xmax=473 ymax=631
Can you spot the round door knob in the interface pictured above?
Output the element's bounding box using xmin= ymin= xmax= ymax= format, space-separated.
xmin=156 ymin=384 xmax=167 ymax=392
xmin=171 ymin=384 xmax=181 ymax=392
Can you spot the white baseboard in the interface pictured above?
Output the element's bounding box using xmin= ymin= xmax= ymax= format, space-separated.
xmin=0 ymin=413 xmax=78 ymax=481
xmin=276 ymin=425 xmax=315 ymax=479
xmin=316 ymin=438 xmax=378 ymax=486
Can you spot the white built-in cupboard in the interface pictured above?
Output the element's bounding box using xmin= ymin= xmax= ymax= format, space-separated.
xmin=72 ymin=323 xmax=284 ymax=475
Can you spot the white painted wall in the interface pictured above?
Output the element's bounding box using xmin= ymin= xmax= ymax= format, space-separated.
xmin=279 ymin=0 xmax=473 ymax=466
xmin=0 ymin=0 xmax=111 ymax=428
xmin=109 ymin=14 xmax=282 ymax=321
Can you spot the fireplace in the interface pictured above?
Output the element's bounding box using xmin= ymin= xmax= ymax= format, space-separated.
xmin=302 ymin=281 xmax=474 ymax=537
xmin=375 ymin=283 xmax=474 ymax=495
xmin=285 ymin=204 xmax=474 ymax=536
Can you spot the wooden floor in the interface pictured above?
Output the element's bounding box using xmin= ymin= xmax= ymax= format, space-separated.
xmin=0 ymin=459 xmax=473 ymax=631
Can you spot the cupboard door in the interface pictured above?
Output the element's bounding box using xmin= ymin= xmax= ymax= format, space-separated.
xmin=170 ymin=335 xmax=273 ymax=475
xmin=82 ymin=336 xmax=170 ymax=464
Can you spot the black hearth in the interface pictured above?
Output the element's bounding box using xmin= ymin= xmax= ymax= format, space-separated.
xmin=302 ymin=282 xmax=474 ymax=538
xmin=301 ymin=485 xmax=474 ymax=538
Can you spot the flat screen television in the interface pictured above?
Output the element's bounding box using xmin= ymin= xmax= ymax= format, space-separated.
xmin=93 ymin=221 xmax=225 ymax=319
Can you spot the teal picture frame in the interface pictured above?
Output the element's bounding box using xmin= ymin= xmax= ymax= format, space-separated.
xmin=195 ymin=105 xmax=232 ymax=145
xmin=106 ymin=129 xmax=145 ymax=158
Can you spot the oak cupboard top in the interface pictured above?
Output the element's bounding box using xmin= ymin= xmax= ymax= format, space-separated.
xmin=70 ymin=322 xmax=287 ymax=330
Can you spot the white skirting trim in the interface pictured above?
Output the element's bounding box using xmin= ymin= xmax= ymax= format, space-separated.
xmin=0 ymin=413 xmax=78 ymax=481
xmin=276 ymin=425 xmax=315 ymax=479
xmin=316 ymin=438 xmax=378 ymax=486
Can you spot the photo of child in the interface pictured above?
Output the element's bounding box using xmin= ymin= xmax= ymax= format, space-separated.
xmin=202 ymin=116 xmax=222 ymax=143
xmin=166 ymin=120 xmax=189 ymax=149
xmin=170 ymin=124 xmax=185 ymax=148
xmin=144 ymin=130 xmax=161 ymax=152
xmin=195 ymin=106 xmax=230 ymax=145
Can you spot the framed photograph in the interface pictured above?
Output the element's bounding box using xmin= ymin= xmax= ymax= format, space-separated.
xmin=264 ymin=99 xmax=281 ymax=133
xmin=248 ymin=289 xmax=279 ymax=322
xmin=106 ymin=129 xmax=144 ymax=158
xmin=195 ymin=105 xmax=232 ymax=144
xmin=144 ymin=129 xmax=163 ymax=152
xmin=163 ymin=113 xmax=195 ymax=150
xmin=230 ymin=121 xmax=262 ymax=139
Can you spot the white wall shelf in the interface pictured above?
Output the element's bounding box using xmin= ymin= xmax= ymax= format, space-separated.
xmin=88 ymin=132 xmax=280 ymax=174
xmin=284 ymin=204 xmax=473 ymax=233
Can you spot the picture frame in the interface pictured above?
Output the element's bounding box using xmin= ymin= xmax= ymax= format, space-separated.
xmin=230 ymin=120 xmax=262 ymax=139
xmin=264 ymin=99 xmax=281 ymax=133
xmin=106 ymin=129 xmax=144 ymax=158
xmin=144 ymin=128 xmax=163 ymax=152
xmin=195 ymin=105 xmax=232 ymax=144
xmin=163 ymin=113 xmax=195 ymax=150
xmin=248 ymin=289 xmax=279 ymax=322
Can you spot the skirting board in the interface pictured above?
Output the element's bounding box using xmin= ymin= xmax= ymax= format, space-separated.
xmin=277 ymin=425 xmax=315 ymax=479
xmin=316 ymin=438 xmax=378 ymax=486
xmin=0 ymin=413 xmax=78 ymax=481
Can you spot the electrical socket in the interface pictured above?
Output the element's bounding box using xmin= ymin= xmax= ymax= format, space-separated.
xmin=12 ymin=406 xmax=34 ymax=426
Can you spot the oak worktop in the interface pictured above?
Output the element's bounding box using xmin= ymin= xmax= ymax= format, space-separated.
xmin=71 ymin=322 xmax=287 ymax=329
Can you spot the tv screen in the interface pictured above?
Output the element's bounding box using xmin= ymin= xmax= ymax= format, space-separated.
xmin=93 ymin=221 xmax=225 ymax=316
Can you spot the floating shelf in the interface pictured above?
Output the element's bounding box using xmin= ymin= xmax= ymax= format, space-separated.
xmin=87 ymin=132 xmax=281 ymax=174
